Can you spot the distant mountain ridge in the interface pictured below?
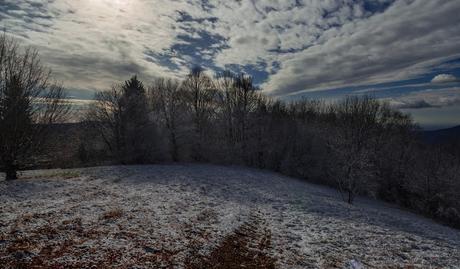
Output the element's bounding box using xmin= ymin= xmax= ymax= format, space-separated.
xmin=422 ymin=125 xmax=460 ymax=143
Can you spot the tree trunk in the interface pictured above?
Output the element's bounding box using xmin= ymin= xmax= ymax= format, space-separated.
xmin=347 ymin=190 xmax=354 ymax=204
xmin=5 ymin=166 xmax=18 ymax=180
xmin=170 ymin=131 xmax=179 ymax=162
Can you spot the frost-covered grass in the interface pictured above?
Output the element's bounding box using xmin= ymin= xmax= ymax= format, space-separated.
xmin=1 ymin=164 xmax=459 ymax=268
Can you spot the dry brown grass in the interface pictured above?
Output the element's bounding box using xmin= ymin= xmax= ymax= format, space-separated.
xmin=20 ymin=170 xmax=81 ymax=180
xmin=185 ymin=214 xmax=276 ymax=269
xmin=101 ymin=208 xmax=123 ymax=220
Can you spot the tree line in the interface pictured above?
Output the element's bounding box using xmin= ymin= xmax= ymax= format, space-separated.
xmin=1 ymin=34 xmax=459 ymax=228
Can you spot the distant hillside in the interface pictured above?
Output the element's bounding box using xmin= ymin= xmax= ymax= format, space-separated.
xmin=422 ymin=125 xmax=460 ymax=144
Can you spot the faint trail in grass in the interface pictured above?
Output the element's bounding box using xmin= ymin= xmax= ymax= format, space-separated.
xmin=185 ymin=210 xmax=276 ymax=269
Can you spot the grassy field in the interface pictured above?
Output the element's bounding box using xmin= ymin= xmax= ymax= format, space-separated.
xmin=1 ymin=165 xmax=459 ymax=268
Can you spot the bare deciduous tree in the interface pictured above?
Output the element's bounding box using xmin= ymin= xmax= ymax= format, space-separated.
xmin=182 ymin=67 xmax=217 ymax=160
xmin=149 ymin=78 xmax=186 ymax=162
xmin=326 ymin=96 xmax=382 ymax=204
xmin=214 ymin=71 xmax=263 ymax=163
xmin=0 ymin=33 xmax=70 ymax=180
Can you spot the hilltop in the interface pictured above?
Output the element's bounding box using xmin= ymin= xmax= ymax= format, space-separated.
xmin=1 ymin=165 xmax=459 ymax=268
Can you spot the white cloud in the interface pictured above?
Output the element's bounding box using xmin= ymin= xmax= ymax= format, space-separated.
xmin=1 ymin=0 xmax=460 ymax=98
xmin=0 ymin=0 xmax=198 ymax=90
xmin=386 ymin=87 xmax=460 ymax=109
xmin=431 ymin=74 xmax=459 ymax=84
xmin=262 ymin=1 xmax=460 ymax=96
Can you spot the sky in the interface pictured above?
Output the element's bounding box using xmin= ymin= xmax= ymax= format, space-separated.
xmin=1 ymin=0 xmax=460 ymax=129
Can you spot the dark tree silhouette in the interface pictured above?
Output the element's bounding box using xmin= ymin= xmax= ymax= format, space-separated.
xmin=326 ymin=96 xmax=382 ymax=204
xmin=215 ymin=71 xmax=261 ymax=163
xmin=182 ymin=66 xmax=216 ymax=160
xmin=85 ymin=75 xmax=154 ymax=164
xmin=149 ymin=78 xmax=186 ymax=162
xmin=0 ymin=33 xmax=69 ymax=180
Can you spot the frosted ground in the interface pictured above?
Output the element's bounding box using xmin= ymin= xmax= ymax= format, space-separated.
xmin=1 ymin=164 xmax=459 ymax=268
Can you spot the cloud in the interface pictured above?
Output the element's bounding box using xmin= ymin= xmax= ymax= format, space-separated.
xmin=386 ymin=87 xmax=460 ymax=109
xmin=389 ymin=99 xmax=436 ymax=109
xmin=0 ymin=0 xmax=195 ymax=91
xmin=431 ymin=74 xmax=459 ymax=84
xmin=1 ymin=0 xmax=460 ymax=99
xmin=262 ymin=1 xmax=460 ymax=96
